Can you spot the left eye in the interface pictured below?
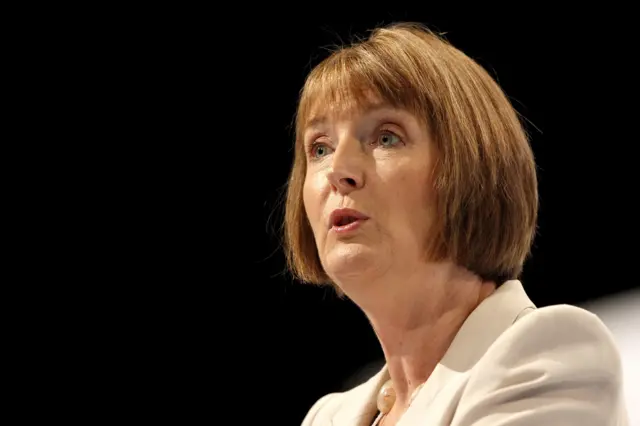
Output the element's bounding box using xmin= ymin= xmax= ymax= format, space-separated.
xmin=378 ymin=131 xmax=401 ymax=147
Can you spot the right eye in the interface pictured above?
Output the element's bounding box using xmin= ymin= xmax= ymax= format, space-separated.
xmin=309 ymin=142 xmax=333 ymax=159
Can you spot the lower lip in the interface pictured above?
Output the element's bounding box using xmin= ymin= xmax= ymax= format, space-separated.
xmin=331 ymin=219 xmax=366 ymax=234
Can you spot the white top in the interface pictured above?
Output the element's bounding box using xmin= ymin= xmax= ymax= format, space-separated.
xmin=301 ymin=280 xmax=629 ymax=426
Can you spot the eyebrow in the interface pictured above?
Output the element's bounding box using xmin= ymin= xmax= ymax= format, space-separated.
xmin=304 ymin=116 xmax=327 ymax=131
xmin=303 ymin=103 xmax=395 ymax=132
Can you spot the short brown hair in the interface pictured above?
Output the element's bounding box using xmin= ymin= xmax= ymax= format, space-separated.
xmin=283 ymin=22 xmax=538 ymax=286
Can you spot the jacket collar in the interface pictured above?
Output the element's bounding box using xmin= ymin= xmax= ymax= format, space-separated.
xmin=331 ymin=280 xmax=536 ymax=425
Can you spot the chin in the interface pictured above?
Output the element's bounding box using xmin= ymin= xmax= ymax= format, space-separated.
xmin=323 ymin=243 xmax=383 ymax=283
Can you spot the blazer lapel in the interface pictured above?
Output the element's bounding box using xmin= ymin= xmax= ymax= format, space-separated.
xmin=399 ymin=280 xmax=536 ymax=424
xmin=440 ymin=279 xmax=536 ymax=372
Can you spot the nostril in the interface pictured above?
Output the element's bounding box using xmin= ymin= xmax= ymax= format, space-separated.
xmin=343 ymin=177 xmax=357 ymax=186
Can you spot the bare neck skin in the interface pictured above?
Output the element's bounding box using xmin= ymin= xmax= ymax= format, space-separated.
xmin=345 ymin=261 xmax=496 ymax=416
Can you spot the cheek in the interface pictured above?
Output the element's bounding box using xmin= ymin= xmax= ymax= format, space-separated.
xmin=391 ymin=169 xmax=434 ymax=224
xmin=303 ymin=174 xmax=323 ymax=230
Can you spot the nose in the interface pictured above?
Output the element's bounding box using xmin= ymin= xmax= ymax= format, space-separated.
xmin=326 ymin=138 xmax=365 ymax=194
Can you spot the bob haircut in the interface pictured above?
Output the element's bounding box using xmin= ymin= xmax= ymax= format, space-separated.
xmin=284 ymin=22 xmax=538 ymax=287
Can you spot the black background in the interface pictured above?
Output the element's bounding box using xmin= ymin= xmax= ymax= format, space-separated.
xmin=65 ymin=6 xmax=638 ymax=425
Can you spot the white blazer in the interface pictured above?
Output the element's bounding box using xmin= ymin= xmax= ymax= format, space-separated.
xmin=301 ymin=280 xmax=629 ymax=425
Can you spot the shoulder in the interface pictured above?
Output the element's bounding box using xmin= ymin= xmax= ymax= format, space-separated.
xmin=484 ymin=304 xmax=623 ymax=371
xmin=300 ymin=363 xmax=388 ymax=426
xmin=454 ymin=304 xmax=627 ymax=425
xmin=300 ymin=378 xmax=376 ymax=426
xmin=300 ymin=361 xmax=391 ymax=426
xmin=300 ymin=392 xmax=341 ymax=426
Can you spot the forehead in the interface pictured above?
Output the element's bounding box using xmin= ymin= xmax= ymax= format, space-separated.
xmin=300 ymin=97 xmax=427 ymax=142
xmin=297 ymin=69 xmax=395 ymax=133
xmin=303 ymin=88 xmax=382 ymax=122
xmin=295 ymin=63 xmax=428 ymax=142
xmin=304 ymin=101 xmax=392 ymax=130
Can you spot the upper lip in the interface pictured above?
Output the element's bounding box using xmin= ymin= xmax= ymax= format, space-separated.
xmin=329 ymin=208 xmax=370 ymax=228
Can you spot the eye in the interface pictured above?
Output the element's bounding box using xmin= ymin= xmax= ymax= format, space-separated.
xmin=377 ymin=131 xmax=402 ymax=147
xmin=309 ymin=142 xmax=333 ymax=159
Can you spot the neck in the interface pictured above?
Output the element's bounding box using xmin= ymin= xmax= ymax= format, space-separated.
xmin=353 ymin=262 xmax=496 ymax=408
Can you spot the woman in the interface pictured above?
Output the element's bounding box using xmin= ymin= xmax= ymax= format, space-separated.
xmin=284 ymin=23 xmax=628 ymax=425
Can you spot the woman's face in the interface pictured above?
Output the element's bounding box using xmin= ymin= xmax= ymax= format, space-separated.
xmin=302 ymin=103 xmax=437 ymax=288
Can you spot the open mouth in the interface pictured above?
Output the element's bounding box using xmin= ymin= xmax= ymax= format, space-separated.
xmin=334 ymin=216 xmax=358 ymax=227
xmin=329 ymin=208 xmax=369 ymax=231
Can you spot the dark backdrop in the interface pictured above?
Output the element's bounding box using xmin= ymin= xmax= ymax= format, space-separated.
xmin=92 ymin=7 xmax=638 ymax=425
